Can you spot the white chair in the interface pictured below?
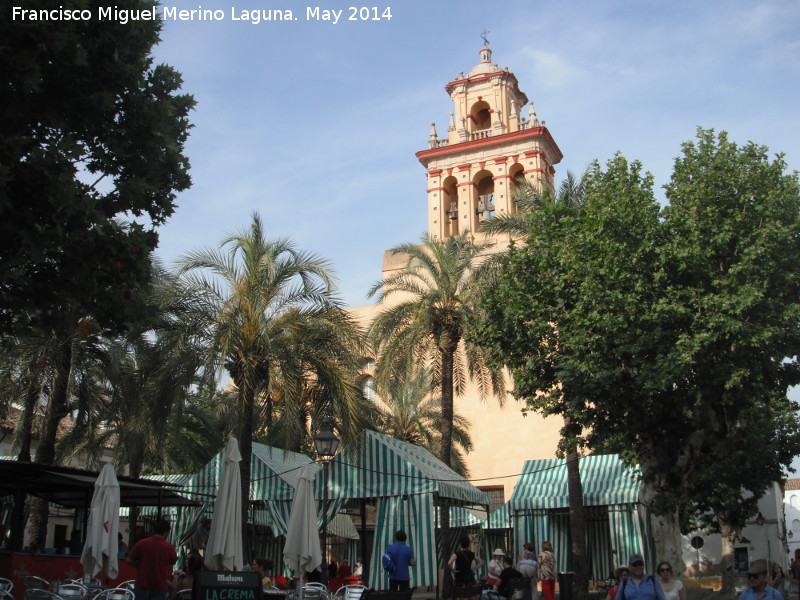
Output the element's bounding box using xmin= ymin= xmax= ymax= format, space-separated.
xmin=93 ymin=590 xmax=134 ymax=600
xmin=57 ymin=585 xmax=87 ymax=600
xmin=173 ymin=590 xmax=192 ymax=600
xmin=115 ymin=584 xmax=134 ymax=593
xmin=24 ymin=591 xmax=63 ymax=600
xmin=0 ymin=589 xmax=15 ymax=600
xmin=22 ymin=579 xmax=49 ymax=592
xmin=334 ymin=585 xmax=367 ymax=600
xmin=0 ymin=580 xmax=13 ymax=595
xmin=302 ymin=585 xmax=329 ymax=600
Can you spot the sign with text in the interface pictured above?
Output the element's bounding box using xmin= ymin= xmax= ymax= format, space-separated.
xmin=195 ymin=571 xmax=262 ymax=600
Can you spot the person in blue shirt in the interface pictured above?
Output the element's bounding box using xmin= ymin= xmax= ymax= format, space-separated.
xmin=615 ymin=553 xmax=665 ymax=600
xmin=740 ymin=559 xmax=784 ymax=600
xmin=385 ymin=530 xmax=417 ymax=591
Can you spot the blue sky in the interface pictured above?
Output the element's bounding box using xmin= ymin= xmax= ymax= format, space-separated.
xmin=147 ymin=0 xmax=800 ymax=472
xmin=151 ymin=0 xmax=800 ymax=308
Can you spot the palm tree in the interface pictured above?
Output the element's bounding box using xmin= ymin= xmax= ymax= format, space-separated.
xmin=480 ymin=171 xmax=591 ymax=600
xmin=2 ymin=315 xmax=109 ymax=550
xmin=368 ymin=231 xmax=504 ymax=541
xmin=480 ymin=171 xmax=587 ymax=239
xmin=376 ymin=368 xmax=473 ymax=477
xmin=177 ymin=212 xmax=367 ymax=552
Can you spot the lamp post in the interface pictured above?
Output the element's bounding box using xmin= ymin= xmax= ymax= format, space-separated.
xmin=314 ymin=415 xmax=339 ymax=583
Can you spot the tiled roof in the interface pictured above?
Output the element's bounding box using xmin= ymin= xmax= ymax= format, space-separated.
xmin=785 ymin=478 xmax=800 ymax=490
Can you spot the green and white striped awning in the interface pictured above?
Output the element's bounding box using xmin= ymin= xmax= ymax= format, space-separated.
xmin=510 ymin=454 xmax=641 ymax=511
xmin=508 ymin=454 xmax=652 ymax=578
xmin=329 ymin=430 xmax=490 ymax=507
xmin=180 ymin=442 xmax=316 ymax=502
xmin=487 ymin=502 xmax=512 ymax=529
xmin=329 ymin=430 xmax=489 ymax=590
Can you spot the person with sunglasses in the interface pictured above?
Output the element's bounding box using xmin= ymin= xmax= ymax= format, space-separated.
xmin=741 ymin=560 xmax=784 ymax=600
xmin=655 ymin=561 xmax=685 ymax=600
xmin=615 ymin=553 xmax=665 ymax=600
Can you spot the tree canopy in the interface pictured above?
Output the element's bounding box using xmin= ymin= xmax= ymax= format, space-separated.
xmin=470 ymin=129 xmax=800 ymax=567
xmin=0 ymin=0 xmax=194 ymax=335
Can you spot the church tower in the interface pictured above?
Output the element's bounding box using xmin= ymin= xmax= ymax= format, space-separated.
xmin=349 ymin=43 xmax=564 ymax=501
xmin=416 ymin=43 xmax=563 ymax=244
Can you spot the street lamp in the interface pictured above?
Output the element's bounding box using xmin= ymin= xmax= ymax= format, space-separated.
xmin=314 ymin=415 xmax=339 ymax=582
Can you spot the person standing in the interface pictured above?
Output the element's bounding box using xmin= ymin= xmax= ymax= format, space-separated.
xmin=385 ymin=530 xmax=416 ymax=591
xmin=615 ymin=554 xmax=665 ymax=600
xmin=449 ymin=536 xmax=483 ymax=587
xmin=772 ymin=565 xmax=789 ymax=597
xmin=607 ymin=566 xmax=630 ymax=600
xmin=127 ymin=519 xmax=178 ymax=600
xmin=656 ymin=561 xmax=685 ymax=600
xmin=537 ymin=541 xmax=556 ymax=600
xmin=517 ymin=542 xmax=539 ymax=600
xmin=488 ymin=549 xmax=506 ymax=589
xmin=740 ymin=559 xmax=784 ymax=600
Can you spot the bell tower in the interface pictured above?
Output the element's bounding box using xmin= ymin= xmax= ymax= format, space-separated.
xmin=416 ymin=43 xmax=563 ymax=243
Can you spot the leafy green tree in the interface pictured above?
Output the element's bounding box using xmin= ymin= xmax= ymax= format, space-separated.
xmin=375 ymin=368 xmax=473 ymax=477
xmin=0 ymin=0 xmax=194 ymax=336
xmin=368 ymin=232 xmax=504 ymax=541
xmin=480 ymin=175 xmax=592 ymax=599
xmin=471 ymin=129 xmax=800 ymax=576
xmin=681 ymin=391 xmax=800 ymax=591
xmin=177 ymin=212 xmax=368 ymax=553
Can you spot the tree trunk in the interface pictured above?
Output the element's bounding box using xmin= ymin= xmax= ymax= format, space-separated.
xmin=438 ymin=345 xmax=456 ymax=560
xmin=439 ymin=346 xmax=455 ymax=468
xmin=639 ymin=483 xmax=683 ymax=571
xmin=29 ymin=339 xmax=72 ymax=548
xmin=17 ymin=361 xmax=42 ymax=462
xmin=128 ymin=436 xmax=144 ymax=536
xmin=35 ymin=339 xmax=73 ymax=465
xmin=236 ymin=370 xmax=256 ymax=563
xmin=564 ymin=428 xmax=589 ymax=600
xmin=718 ymin=522 xmax=737 ymax=596
xmin=26 ymin=496 xmax=49 ymax=551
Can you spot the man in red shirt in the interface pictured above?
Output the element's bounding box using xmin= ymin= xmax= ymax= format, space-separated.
xmin=127 ymin=520 xmax=178 ymax=600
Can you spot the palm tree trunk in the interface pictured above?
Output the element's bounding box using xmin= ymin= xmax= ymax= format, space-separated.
xmin=439 ymin=346 xmax=455 ymax=467
xmin=237 ymin=374 xmax=255 ymax=562
xmin=438 ymin=344 xmax=456 ymax=569
xmin=564 ymin=422 xmax=589 ymax=600
xmin=35 ymin=338 xmax=73 ymax=465
xmin=127 ymin=449 xmax=145 ymax=545
xmin=17 ymin=360 xmax=42 ymax=462
xmin=29 ymin=339 xmax=72 ymax=549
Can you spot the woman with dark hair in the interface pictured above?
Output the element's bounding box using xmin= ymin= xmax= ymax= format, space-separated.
xmin=253 ymin=557 xmax=275 ymax=590
xmin=173 ymin=552 xmax=204 ymax=597
xmin=656 ymin=561 xmax=685 ymax=600
xmin=448 ymin=537 xmax=483 ymax=587
xmin=772 ymin=564 xmax=789 ymax=596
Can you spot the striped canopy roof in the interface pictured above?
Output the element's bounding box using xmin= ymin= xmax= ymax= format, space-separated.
xmin=487 ymin=501 xmax=512 ymax=529
xmin=329 ymin=430 xmax=489 ymax=507
xmin=182 ymin=442 xmax=318 ymax=503
xmin=510 ymin=454 xmax=641 ymax=511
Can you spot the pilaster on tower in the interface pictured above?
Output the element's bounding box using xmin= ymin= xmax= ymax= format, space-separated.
xmin=416 ymin=45 xmax=563 ymax=245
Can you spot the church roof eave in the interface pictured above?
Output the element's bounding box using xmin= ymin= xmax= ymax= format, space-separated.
xmin=415 ymin=125 xmax=563 ymax=168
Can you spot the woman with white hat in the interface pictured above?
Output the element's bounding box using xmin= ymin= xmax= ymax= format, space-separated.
xmin=488 ymin=549 xmax=505 ymax=589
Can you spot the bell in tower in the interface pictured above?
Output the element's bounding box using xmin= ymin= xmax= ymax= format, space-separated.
xmin=416 ymin=39 xmax=563 ymax=245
